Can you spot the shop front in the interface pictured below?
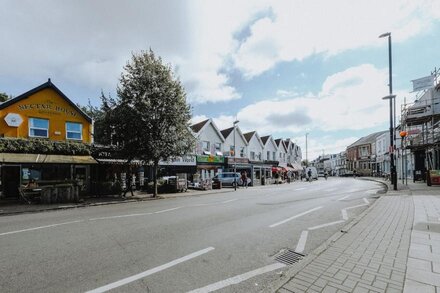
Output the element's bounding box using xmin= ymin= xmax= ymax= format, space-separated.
xmin=159 ymin=155 xmax=197 ymax=182
xmin=0 ymin=153 xmax=97 ymax=199
xmin=250 ymin=161 xmax=273 ymax=186
xmin=196 ymin=155 xmax=224 ymax=189
xmin=224 ymin=157 xmax=252 ymax=180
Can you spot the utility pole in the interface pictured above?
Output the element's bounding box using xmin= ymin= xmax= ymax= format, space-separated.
xmin=305 ymin=132 xmax=309 ymax=166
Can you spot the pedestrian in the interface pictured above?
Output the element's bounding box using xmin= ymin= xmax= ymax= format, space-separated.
xmin=241 ymin=171 xmax=248 ymax=188
xmin=307 ymin=169 xmax=312 ymax=182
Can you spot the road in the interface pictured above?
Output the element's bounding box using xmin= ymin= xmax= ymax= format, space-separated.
xmin=0 ymin=177 xmax=384 ymax=293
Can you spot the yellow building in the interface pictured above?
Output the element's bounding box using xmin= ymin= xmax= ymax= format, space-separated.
xmin=0 ymin=80 xmax=96 ymax=199
xmin=0 ymin=79 xmax=93 ymax=142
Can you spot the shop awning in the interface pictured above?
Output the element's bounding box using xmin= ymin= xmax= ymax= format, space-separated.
xmin=95 ymin=158 xmax=144 ymax=165
xmin=0 ymin=153 xmax=97 ymax=164
xmin=290 ymin=163 xmax=303 ymax=171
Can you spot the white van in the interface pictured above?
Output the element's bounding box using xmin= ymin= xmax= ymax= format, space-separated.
xmin=305 ymin=167 xmax=318 ymax=180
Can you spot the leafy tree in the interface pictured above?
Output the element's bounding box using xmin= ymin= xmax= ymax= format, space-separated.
xmin=0 ymin=92 xmax=9 ymax=102
xmin=108 ymin=49 xmax=195 ymax=197
xmin=78 ymin=93 xmax=114 ymax=145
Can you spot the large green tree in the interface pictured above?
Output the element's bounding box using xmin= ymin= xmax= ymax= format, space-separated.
xmin=109 ymin=49 xmax=195 ymax=197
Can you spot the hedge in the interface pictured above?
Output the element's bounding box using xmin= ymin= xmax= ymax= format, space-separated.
xmin=0 ymin=138 xmax=91 ymax=155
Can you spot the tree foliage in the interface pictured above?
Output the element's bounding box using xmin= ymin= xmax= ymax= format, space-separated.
xmin=0 ymin=92 xmax=9 ymax=102
xmin=107 ymin=49 xmax=195 ymax=196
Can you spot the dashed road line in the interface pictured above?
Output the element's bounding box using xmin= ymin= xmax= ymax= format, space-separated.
xmin=308 ymin=220 xmax=346 ymax=231
xmin=89 ymin=213 xmax=153 ymax=221
xmin=187 ymin=263 xmax=286 ymax=293
xmin=154 ymin=206 xmax=183 ymax=214
xmin=221 ymin=199 xmax=239 ymax=204
xmin=295 ymin=230 xmax=309 ymax=253
xmin=269 ymin=206 xmax=323 ymax=228
xmin=0 ymin=220 xmax=84 ymax=236
xmin=86 ymin=247 xmax=215 ymax=293
xmin=338 ymin=195 xmax=351 ymax=201
xmin=341 ymin=203 xmax=369 ymax=220
xmin=294 ymin=187 xmax=306 ymax=191
xmin=363 ymin=198 xmax=370 ymax=204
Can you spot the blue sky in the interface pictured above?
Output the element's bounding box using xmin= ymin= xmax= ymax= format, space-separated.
xmin=1 ymin=0 xmax=439 ymax=160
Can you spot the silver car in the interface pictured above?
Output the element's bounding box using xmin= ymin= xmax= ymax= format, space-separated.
xmin=213 ymin=172 xmax=241 ymax=187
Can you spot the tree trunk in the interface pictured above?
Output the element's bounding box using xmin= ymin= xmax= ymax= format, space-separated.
xmin=153 ymin=161 xmax=158 ymax=198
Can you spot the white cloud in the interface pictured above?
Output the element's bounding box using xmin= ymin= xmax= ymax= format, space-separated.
xmin=233 ymin=0 xmax=440 ymax=78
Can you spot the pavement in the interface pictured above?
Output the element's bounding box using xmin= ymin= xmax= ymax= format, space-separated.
xmin=272 ymin=178 xmax=440 ymax=293
xmin=0 ymin=187 xmax=235 ymax=216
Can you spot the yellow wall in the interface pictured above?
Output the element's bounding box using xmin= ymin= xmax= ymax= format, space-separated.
xmin=0 ymin=88 xmax=92 ymax=143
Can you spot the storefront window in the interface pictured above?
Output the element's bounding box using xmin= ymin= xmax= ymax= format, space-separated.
xmin=29 ymin=118 xmax=49 ymax=138
xmin=66 ymin=122 xmax=82 ymax=140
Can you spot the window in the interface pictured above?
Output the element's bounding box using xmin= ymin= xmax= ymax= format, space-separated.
xmin=273 ymin=152 xmax=276 ymax=161
xmin=202 ymin=141 xmax=210 ymax=152
xmin=214 ymin=143 xmax=221 ymax=152
xmin=240 ymin=147 xmax=245 ymax=157
xmin=230 ymin=145 xmax=235 ymax=156
xmin=250 ymin=151 xmax=255 ymax=160
xmin=66 ymin=122 xmax=82 ymax=140
xmin=29 ymin=118 xmax=49 ymax=138
xmin=267 ymin=151 xmax=270 ymax=160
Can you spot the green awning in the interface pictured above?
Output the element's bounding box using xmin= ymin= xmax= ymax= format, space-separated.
xmin=0 ymin=153 xmax=97 ymax=164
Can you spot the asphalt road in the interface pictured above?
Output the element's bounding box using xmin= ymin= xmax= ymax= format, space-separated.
xmin=0 ymin=177 xmax=384 ymax=293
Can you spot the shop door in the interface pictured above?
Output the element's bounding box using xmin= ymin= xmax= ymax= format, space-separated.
xmin=2 ymin=166 xmax=21 ymax=198
xmin=74 ymin=166 xmax=89 ymax=193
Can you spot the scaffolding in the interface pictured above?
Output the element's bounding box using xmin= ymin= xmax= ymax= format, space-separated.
xmin=401 ymin=67 xmax=440 ymax=179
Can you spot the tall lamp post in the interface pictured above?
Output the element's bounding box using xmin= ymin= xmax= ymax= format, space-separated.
xmin=233 ymin=120 xmax=239 ymax=191
xmin=305 ymin=132 xmax=309 ymax=166
xmin=379 ymin=32 xmax=397 ymax=191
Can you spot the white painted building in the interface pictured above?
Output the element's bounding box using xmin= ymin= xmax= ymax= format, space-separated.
xmin=260 ymin=135 xmax=278 ymax=162
xmin=220 ymin=126 xmax=248 ymax=158
xmin=244 ymin=131 xmax=264 ymax=162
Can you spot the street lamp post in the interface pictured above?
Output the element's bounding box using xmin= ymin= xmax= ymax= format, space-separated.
xmin=380 ymin=32 xmax=397 ymax=191
xmin=383 ymin=95 xmax=397 ymax=190
xmin=305 ymin=132 xmax=309 ymax=166
xmin=233 ymin=120 xmax=239 ymax=191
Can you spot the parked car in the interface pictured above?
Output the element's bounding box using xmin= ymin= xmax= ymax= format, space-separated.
xmin=212 ymin=172 xmax=241 ymax=187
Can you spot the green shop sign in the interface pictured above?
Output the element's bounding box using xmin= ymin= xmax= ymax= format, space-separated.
xmin=196 ymin=155 xmax=224 ymax=163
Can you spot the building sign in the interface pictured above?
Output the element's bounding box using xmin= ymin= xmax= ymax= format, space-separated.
xmin=159 ymin=155 xmax=196 ymax=166
xmin=412 ymin=75 xmax=435 ymax=92
xmin=226 ymin=157 xmax=249 ymax=164
xmin=17 ymin=100 xmax=78 ymax=117
xmin=196 ymin=155 xmax=224 ymax=164
xmin=4 ymin=113 xmax=23 ymax=127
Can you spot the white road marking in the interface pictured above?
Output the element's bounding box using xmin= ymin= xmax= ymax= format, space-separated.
xmin=154 ymin=207 xmax=183 ymax=214
xmin=338 ymin=195 xmax=351 ymax=201
xmin=187 ymin=263 xmax=286 ymax=293
xmin=294 ymin=187 xmax=306 ymax=191
xmin=269 ymin=206 xmax=323 ymax=228
xmin=0 ymin=220 xmax=83 ymax=236
xmin=308 ymin=220 xmax=346 ymax=231
xmin=86 ymin=247 xmax=215 ymax=293
xmin=341 ymin=203 xmax=368 ymax=220
xmin=363 ymin=198 xmax=370 ymax=204
xmin=221 ymin=199 xmax=238 ymax=204
xmin=192 ymin=203 xmax=211 ymax=207
xmin=341 ymin=209 xmax=348 ymax=220
xmin=295 ymin=230 xmax=308 ymax=253
xmin=89 ymin=212 xmax=153 ymax=221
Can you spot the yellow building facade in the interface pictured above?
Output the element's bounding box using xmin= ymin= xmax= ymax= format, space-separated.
xmin=0 ymin=79 xmax=93 ymax=142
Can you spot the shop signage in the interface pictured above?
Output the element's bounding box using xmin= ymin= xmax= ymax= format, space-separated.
xmin=17 ymin=100 xmax=78 ymax=117
xmin=159 ymin=155 xmax=196 ymax=166
xmin=196 ymin=155 xmax=224 ymax=164
xmin=4 ymin=113 xmax=23 ymax=127
xmin=226 ymin=157 xmax=249 ymax=164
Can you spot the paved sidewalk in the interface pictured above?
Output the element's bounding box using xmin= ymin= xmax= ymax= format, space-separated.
xmin=273 ymin=178 xmax=440 ymax=293
xmin=0 ymin=187 xmax=234 ymax=216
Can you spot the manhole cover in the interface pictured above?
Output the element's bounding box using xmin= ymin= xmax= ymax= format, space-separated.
xmin=275 ymin=249 xmax=304 ymax=265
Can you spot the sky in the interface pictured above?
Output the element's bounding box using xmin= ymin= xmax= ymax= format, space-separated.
xmin=1 ymin=0 xmax=440 ymax=160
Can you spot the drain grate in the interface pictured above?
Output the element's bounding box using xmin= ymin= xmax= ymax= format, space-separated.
xmin=275 ymin=249 xmax=304 ymax=265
